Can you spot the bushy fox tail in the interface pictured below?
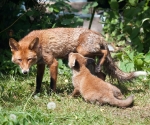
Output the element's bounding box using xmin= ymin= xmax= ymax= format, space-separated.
xmin=103 ymin=44 xmax=147 ymax=82
xmin=110 ymin=95 xmax=134 ymax=107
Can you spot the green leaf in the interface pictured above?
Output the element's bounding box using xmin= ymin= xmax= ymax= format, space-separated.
xmin=143 ymin=6 xmax=149 ymax=11
xmin=91 ymin=2 xmax=98 ymax=7
xmin=123 ymin=25 xmax=132 ymax=34
xmin=120 ymin=22 xmax=124 ymax=29
xmin=126 ymin=51 xmax=134 ymax=61
xmin=53 ymin=8 xmax=60 ymax=13
xmin=58 ymin=59 xmax=63 ymax=68
xmin=124 ymin=7 xmax=141 ymax=19
xmin=109 ymin=0 xmax=119 ymax=10
xmin=82 ymin=3 xmax=90 ymax=14
xmin=130 ymin=28 xmax=140 ymax=39
xmin=119 ymin=61 xmax=131 ymax=72
xmin=134 ymin=53 xmax=144 ymax=59
xmin=128 ymin=0 xmax=138 ymax=6
xmin=48 ymin=7 xmax=53 ymax=12
xmin=144 ymin=51 xmax=150 ymax=63
xmin=126 ymin=62 xmax=135 ymax=72
xmin=26 ymin=10 xmax=34 ymax=16
xmin=111 ymin=52 xmax=121 ymax=59
xmin=119 ymin=61 xmax=126 ymax=71
xmin=111 ymin=19 xmax=118 ymax=24
xmin=82 ymin=2 xmax=97 ymax=14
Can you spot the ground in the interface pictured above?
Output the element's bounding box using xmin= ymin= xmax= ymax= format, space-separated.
xmin=0 ymin=68 xmax=150 ymax=124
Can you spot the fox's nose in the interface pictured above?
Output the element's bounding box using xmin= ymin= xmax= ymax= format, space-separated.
xmin=23 ymin=71 xmax=28 ymax=74
xmin=22 ymin=69 xmax=29 ymax=74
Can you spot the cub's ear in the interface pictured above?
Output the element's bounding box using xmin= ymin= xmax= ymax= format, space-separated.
xmin=29 ymin=37 xmax=39 ymax=50
xmin=68 ymin=53 xmax=76 ymax=68
xmin=9 ymin=38 xmax=19 ymax=51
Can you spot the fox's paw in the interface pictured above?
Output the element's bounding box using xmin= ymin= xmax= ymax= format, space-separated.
xmin=32 ymin=89 xmax=41 ymax=96
xmin=95 ymin=65 xmax=101 ymax=73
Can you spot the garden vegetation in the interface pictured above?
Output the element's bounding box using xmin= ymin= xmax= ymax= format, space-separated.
xmin=0 ymin=0 xmax=150 ymax=124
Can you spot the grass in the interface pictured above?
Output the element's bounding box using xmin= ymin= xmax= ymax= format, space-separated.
xmin=0 ymin=68 xmax=150 ymax=125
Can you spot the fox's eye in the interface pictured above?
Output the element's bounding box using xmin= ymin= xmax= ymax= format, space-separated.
xmin=28 ymin=58 xmax=32 ymax=61
xmin=18 ymin=59 xmax=22 ymax=62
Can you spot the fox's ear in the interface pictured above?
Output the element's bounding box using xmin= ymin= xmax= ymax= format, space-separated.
xmin=29 ymin=37 xmax=39 ymax=50
xmin=68 ymin=53 xmax=76 ymax=68
xmin=9 ymin=38 xmax=19 ymax=51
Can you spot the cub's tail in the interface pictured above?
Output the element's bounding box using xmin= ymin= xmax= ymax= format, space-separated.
xmin=110 ymin=95 xmax=134 ymax=107
xmin=103 ymin=44 xmax=147 ymax=82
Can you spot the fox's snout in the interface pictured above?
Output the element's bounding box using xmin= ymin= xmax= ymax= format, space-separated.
xmin=21 ymin=69 xmax=29 ymax=74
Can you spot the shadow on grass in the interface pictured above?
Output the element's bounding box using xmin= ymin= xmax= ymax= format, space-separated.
xmin=40 ymin=81 xmax=74 ymax=95
xmin=114 ymin=80 xmax=145 ymax=95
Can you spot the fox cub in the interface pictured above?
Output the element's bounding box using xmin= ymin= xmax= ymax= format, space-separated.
xmin=68 ymin=53 xmax=134 ymax=107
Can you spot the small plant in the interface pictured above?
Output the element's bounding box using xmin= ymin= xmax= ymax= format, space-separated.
xmin=0 ymin=0 xmax=83 ymax=46
xmin=58 ymin=59 xmax=72 ymax=78
xmin=0 ymin=49 xmax=20 ymax=75
xmin=112 ymin=43 xmax=150 ymax=74
xmin=101 ymin=0 xmax=150 ymax=53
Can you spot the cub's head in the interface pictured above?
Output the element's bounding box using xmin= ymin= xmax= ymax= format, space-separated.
xmin=9 ymin=37 xmax=39 ymax=74
xmin=68 ymin=53 xmax=95 ymax=70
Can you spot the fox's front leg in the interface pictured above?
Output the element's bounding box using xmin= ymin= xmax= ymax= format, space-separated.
xmin=49 ymin=58 xmax=58 ymax=92
xmin=77 ymin=45 xmax=108 ymax=72
xmin=35 ymin=64 xmax=45 ymax=94
xmin=42 ymin=50 xmax=58 ymax=92
xmin=95 ymin=49 xmax=108 ymax=72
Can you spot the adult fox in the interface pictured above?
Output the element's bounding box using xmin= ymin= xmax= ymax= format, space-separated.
xmin=9 ymin=28 xmax=147 ymax=94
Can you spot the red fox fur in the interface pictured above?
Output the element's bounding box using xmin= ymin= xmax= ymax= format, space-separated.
xmin=9 ymin=28 xmax=147 ymax=94
xmin=68 ymin=52 xmax=134 ymax=107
